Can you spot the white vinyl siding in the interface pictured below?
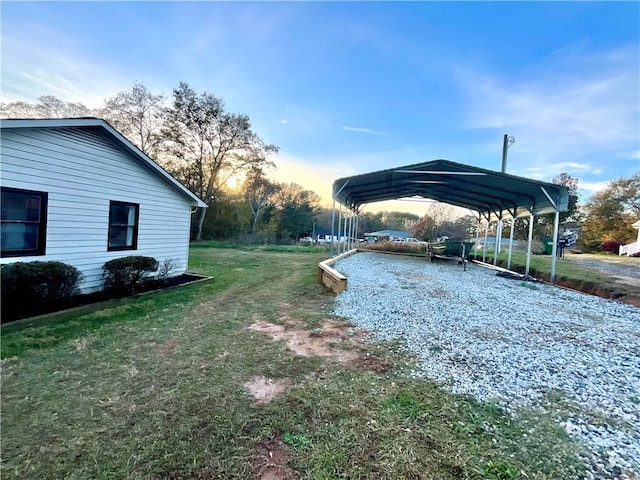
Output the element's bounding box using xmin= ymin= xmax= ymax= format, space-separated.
xmin=0 ymin=126 xmax=195 ymax=293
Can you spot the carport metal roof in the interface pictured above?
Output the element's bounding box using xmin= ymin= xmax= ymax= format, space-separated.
xmin=332 ymin=159 xmax=569 ymax=221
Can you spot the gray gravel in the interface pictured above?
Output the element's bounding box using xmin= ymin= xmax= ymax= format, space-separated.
xmin=333 ymin=252 xmax=640 ymax=479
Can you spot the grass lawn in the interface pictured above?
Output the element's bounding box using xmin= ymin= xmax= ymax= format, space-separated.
xmin=1 ymin=244 xmax=586 ymax=479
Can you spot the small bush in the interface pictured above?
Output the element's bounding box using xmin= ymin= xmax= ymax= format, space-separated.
xmin=1 ymin=261 xmax=83 ymax=321
xmin=103 ymin=256 xmax=158 ymax=296
xmin=155 ymin=259 xmax=176 ymax=283
xmin=601 ymin=240 xmax=625 ymax=253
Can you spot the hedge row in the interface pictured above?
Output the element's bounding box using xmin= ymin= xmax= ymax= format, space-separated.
xmin=2 ymin=256 xmax=167 ymax=322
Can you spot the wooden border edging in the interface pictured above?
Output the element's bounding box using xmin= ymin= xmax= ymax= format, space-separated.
xmin=317 ymin=249 xmax=358 ymax=294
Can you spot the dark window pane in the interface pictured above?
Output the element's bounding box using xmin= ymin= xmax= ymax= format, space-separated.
xmin=26 ymin=196 xmax=41 ymax=221
xmin=1 ymin=223 xmax=38 ymax=250
xmin=109 ymin=226 xmax=131 ymax=247
xmin=110 ymin=204 xmax=128 ymax=225
xmin=1 ymin=191 xmax=40 ymax=222
xmin=110 ymin=204 xmax=136 ymax=226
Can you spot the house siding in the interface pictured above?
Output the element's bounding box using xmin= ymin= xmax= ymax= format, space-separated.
xmin=1 ymin=126 xmax=195 ymax=293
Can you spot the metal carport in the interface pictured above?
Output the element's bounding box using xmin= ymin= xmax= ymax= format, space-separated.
xmin=329 ymin=159 xmax=569 ymax=283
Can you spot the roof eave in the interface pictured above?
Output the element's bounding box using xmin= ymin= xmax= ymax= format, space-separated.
xmin=1 ymin=118 xmax=208 ymax=209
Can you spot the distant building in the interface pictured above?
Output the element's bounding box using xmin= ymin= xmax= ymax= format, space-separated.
xmin=619 ymin=220 xmax=640 ymax=256
xmin=364 ymin=230 xmax=412 ymax=242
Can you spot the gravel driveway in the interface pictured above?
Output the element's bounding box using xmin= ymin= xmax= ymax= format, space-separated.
xmin=333 ymin=252 xmax=640 ymax=480
xmin=565 ymin=254 xmax=640 ymax=288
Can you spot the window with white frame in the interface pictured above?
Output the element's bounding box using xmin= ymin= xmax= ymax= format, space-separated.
xmin=108 ymin=201 xmax=139 ymax=251
xmin=1 ymin=187 xmax=48 ymax=257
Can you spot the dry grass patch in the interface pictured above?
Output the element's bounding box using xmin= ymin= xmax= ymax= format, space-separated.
xmin=248 ymin=319 xmax=367 ymax=364
xmin=245 ymin=376 xmax=293 ymax=405
xmin=251 ymin=434 xmax=299 ymax=480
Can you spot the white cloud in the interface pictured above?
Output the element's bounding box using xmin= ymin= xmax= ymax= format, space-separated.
xmin=552 ymin=162 xmax=592 ymax=171
xmin=268 ymin=151 xmax=356 ymax=206
xmin=1 ymin=35 xmax=129 ymax=108
xmin=580 ymin=181 xmax=611 ymax=194
xmin=616 ymin=150 xmax=640 ymax=160
xmin=460 ymin=44 xmax=639 ymax=172
xmin=342 ymin=125 xmax=390 ymax=136
xmin=280 ymin=119 xmax=289 ymax=124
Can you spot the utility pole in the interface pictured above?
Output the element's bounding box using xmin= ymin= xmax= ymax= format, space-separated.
xmin=496 ymin=134 xmax=515 ymax=255
xmin=501 ymin=134 xmax=509 ymax=173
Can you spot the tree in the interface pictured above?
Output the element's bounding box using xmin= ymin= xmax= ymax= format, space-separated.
xmin=1 ymin=95 xmax=93 ymax=119
xmin=201 ymin=188 xmax=251 ymax=240
xmin=242 ymin=167 xmax=280 ymax=235
xmin=101 ymin=82 xmax=165 ymax=157
xmin=380 ymin=211 xmax=419 ymax=230
xmin=539 ymin=173 xmax=580 ymax=234
xmin=1 ymin=100 xmax=39 ymax=118
xmin=271 ymin=183 xmax=321 ymax=241
xmin=438 ymin=214 xmax=476 ymax=240
xmin=578 ymin=174 xmax=640 ymax=251
xmin=163 ymin=82 xmax=278 ymax=240
xmin=355 ymin=212 xmax=386 ymax=236
xmin=411 ymin=203 xmax=458 ymax=240
xmin=552 ymin=172 xmax=580 ymax=223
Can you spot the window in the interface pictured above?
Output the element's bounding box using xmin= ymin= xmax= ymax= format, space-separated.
xmin=1 ymin=187 xmax=48 ymax=257
xmin=108 ymin=201 xmax=139 ymax=251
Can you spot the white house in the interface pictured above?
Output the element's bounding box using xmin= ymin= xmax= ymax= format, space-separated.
xmin=0 ymin=118 xmax=207 ymax=292
xmin=619 ymin=220 xmax=640 ymax=256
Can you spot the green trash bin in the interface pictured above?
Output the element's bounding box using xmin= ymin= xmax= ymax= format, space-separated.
xmin=542 ymin=236 xmax=554 ymax=255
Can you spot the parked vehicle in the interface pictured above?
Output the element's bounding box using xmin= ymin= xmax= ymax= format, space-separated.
xmin=403 ymin=237 xmax=428 ymax=245
xmin=428 ymin=240 xmax=475 ymax=258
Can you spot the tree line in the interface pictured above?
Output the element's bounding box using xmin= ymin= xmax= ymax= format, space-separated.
xmin=0 ymin=84 xmax=425 ymax=243
xmin=2 ymin=84 xmax=638 ymax=250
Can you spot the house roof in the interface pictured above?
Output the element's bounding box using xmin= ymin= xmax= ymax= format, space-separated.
xmin=0 ymin=117 xmax=207 ymax=208
xmin=333 ymin=159 xmax=569 ymax=222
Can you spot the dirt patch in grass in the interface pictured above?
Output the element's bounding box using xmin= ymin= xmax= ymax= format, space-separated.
xmin=251 ymin=434 xmax=298 ymax=480
xmin=349 ymin=353 xmax=394 ymax=372
xmin=159 ymin=338 xmax=178 ymax=355
xmin=249 ymin=319 xmax=368 ymax=365
xmin=244 ymin=376 xmax=293 ymax=404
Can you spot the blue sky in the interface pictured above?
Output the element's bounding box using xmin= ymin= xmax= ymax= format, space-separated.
xmin=2 ymin=1 xmax=639 ymax=212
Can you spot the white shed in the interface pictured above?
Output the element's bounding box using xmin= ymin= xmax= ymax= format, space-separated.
xmin=0 ymin=118 xmax=207 ymax=292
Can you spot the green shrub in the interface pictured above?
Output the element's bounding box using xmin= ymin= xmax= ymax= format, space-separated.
xmin=103 ymin=256 xmax=159 ymax=296
xmin=1 ymin=261 xmax=84 ymax=321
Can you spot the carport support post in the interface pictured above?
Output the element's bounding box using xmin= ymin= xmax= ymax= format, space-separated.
xmin=337 ymin=208 xmax=343 ymax=255
xmin=330 ymin=198 xmax=336 ymax=257
xmin=342 ymin=210 xmax=348 ymax=252
xmin=473 ymin=217 xmax=481 ymax=260
xmin=550 ymin=210 xmax=560 ymax=284
xmin=507 ymin=218 xmax=515 ymax=270
xmin=525 ymin=214 xmax=534 ymax=276
xmin=493 ymin=217 xmax=501 ymax=266
xmin=483 ymin=221 xmax=489 ymax=263
xmin=355 ymin=213 xmax=360 ymax=247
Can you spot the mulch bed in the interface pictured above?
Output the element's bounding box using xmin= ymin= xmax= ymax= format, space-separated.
xmin=1 ymin=273 xmax=211 ymax=324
